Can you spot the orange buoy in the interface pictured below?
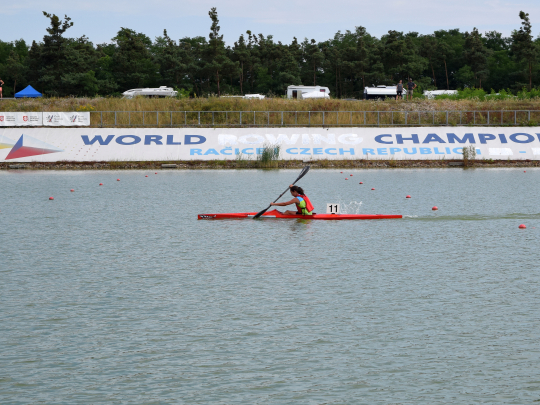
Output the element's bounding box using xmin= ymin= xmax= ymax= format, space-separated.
xmin=432 ymin=206 xmax=438 ymax=210
xmin=519 ymin=224 xmax=526 ymax=229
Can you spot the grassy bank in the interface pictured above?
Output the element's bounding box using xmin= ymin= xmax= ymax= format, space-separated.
xmin=1 ymin=159 xmax=538 ymax=171
xmin=2 ymin=97 xmax=540 ymax=127
xmin=1 ymin=97 xmax=540 ymax=113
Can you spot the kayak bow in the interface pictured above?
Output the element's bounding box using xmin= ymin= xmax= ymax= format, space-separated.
xmin=198 ymin=209 xmax=402 ymax=220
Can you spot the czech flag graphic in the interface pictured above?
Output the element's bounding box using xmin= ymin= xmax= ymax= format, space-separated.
xmin=5 ymin=134 xmax=63 ymax=160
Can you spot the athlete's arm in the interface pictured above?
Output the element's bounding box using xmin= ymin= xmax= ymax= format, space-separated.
xmin=271 ymin=197 xmax=299 ymax=207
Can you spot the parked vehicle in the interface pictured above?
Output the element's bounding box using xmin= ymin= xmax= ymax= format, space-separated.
xmin=122 ymin=86 xmax=178 ymax=99
xmin=222 ymin=94 xmax=266 ymax=99
xmin=423 ymin=90 xmax=458 ymax=99
xmin=363 ymin=85 xmax=402 ymax=100
xmin=287 ymin=85 xmax=330 ymax=99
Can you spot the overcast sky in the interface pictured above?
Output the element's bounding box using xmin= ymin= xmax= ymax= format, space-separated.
xmin=2 ymin=0 xmax=540 ymax=46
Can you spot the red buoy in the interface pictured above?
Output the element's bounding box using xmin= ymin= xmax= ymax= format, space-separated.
xmin=99 ymin=183 xmax=103 ymax=186
xmin=359 ymin=182 xmax=363 ymax=184
xmin=371 ymin=188 xmax=375 ymax=190
xmin=117 ymin=179 xmax=120 ymax=181
xmin=145 ymin=175 xmax=148 ymax=177
xmin=350 ymin=174 xmax=353 ymax=176
xmin=519 ymin=224 xmax=526 ymax=229
xmin=70 ymin=189 xmax=74 ymax=192
xmin=155 ymin=172 xmax=158 ymax=174
xmin=406 ymin=195 xmax=411 ymax=198
xmin=432 ymin=206 xmax=438 ymax=210
xmin=340 ymin=171 xmax=343 ymax=173
xmin=524 ymin=171 xmax=526 ymax=173
xmin=49 ymin=197 xmax=54 ymax=200
xmin=345 ymin=178 xmax=349 ymax=180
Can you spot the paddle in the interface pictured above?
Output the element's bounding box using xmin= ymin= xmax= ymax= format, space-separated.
xmin=253 ymin=166 xmax=310 ymax=219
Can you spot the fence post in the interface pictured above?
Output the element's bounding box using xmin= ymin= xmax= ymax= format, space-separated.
xmin=473 ymin=111 xmax=475 ymax=125
xmin=460 ymin=111 xmax=462 ymax=125
xmin=487 ymin=111 xmax=490 ymax=126
xmin=114 ymin=111 xmax=117 ymax=126
xmin=184 ymin=111 xmax=187 ymax=126
xmin=501 ymin=110 xmax=503 ymax=125
xmin=268 ymin=112 xmax=269 ymax=126
xmin=514 ymin=110 xmax=516 ymax=125
xmin=212 ymin=112 xmax=214 ymax=126
xmin=309 ymin=111 xmax=311 ymax=126
xmin=281 ymin=112 xmax=283 ymax=126
xmin=391 ymin=111 xmax=394 ymax=125
xmin=240 ymin=111 xmax=242 ymax=125
xmin=337 ymin=111 xmax=339 ymax=126
xmin=364 ymin=111 xmax=366 ymax=126
xmin=446 ymin=111 xmax=448 ymax=126
xmin=377 ymin=111 xmax=379 ymax=127
xmin=101 ymin=111 xmax=103 ymax=127
xmin=350 ymin=111 xmax=352 ymax=125
xmin=254 ymin=111 xmax=255 ymax=125
xmin=323 ymin=111 xmax=325 ymax=126
xmin=405 ymin=111 xmax=407 ymax=125
xmin=170 ymin=112 xmax=172 ymax=127
xmin=143 ymin=112 xmax=145 ymax=126
xmin=157 ymin=111 xmax=159 ymax=127
xmin=295 ymin=111 xmax=297 ymax=125
xmin=129 ymin=112 xmax=131 ymax=127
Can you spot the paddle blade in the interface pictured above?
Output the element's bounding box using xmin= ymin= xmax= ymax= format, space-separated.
xmin=294 ymin=166 xmax=310 ymax=184
xmin=253 ymin=205 xmax=271 ymax=219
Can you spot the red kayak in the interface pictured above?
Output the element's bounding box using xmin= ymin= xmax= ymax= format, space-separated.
xmin=198 ymin=209 xmax=402 ymax=220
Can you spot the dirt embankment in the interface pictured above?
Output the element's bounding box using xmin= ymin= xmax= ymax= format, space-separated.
xmin=1 ymin=160 xmax=538 ymax=171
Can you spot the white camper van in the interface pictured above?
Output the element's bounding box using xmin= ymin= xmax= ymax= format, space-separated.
xmin=122 ymin=86 xmax=178 ymax=99
xmin=287 ymin=85 xmax=330 ymax=99
xmin=363 ymin=85 xmax=403 ymax=100
xmin=423 ymin=90 xmax=458 ymax=99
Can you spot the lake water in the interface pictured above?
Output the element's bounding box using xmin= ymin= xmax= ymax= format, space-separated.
xmin=1 ymin=168 xmax=540 ymax=404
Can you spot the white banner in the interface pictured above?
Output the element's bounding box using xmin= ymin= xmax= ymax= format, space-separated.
xmin=0 ymin=112 xmax=42 ymax=126
xmin=0 ymin=112 xmax=90 ymax=126
xmin=1 ymin=127 xmax=540 ymax=162
xmin=42 ymin=112 xmax=90 ymax=126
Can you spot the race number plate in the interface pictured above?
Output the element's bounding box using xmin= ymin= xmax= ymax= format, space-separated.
xmin=326 ymin=203 xmax=340 ymax=214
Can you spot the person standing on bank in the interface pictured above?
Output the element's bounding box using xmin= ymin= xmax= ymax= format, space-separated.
xmin=406 ymin=78 xmax=417 ymax=101
xmin=396 ymin=80 xmax=403 ymax=100
xmin=0 ymin=78 xmax=4 ymax=99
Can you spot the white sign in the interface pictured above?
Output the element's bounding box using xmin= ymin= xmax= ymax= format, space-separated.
xmin=0 ymin=112 xmax=42 ymax=126
xmin=326 ymin=204 xmax=340 ymax=214
xmin=42 ymin=112 xmax=90 ymax=126
xmin=1 ymin=127 xmax=540 ymax=162
xmin=0 ymin=112 xmax=90 ymax=126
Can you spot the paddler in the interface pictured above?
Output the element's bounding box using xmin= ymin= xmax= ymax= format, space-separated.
xmin=270 ymin=185 xmax=314 ymax=215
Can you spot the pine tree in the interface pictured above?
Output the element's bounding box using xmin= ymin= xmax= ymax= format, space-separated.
xmin=511 ymin=11 xmax=537 ymax=90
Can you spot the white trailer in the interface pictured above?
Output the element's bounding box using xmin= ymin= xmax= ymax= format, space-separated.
xmin=287 ymin=85 xmax=330 ymax=99
xmin=423 ymin=90 xmax=458 ymax=99
xmin=363 ymin=85 xmax=403 ymax=100
xmin=122 ymin=86 xmax=178 ymax=99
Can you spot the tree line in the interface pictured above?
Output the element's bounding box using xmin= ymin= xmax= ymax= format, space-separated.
xmin=0 ymin=9 xmax=538 ymax=98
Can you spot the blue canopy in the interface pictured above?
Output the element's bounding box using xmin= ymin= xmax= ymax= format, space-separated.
xmin=15 ymin=85 xmax=42 ymax=98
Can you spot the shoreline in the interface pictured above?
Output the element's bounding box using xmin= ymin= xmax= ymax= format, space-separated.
xmin=1 ymin=159 xmax=538 ymax=170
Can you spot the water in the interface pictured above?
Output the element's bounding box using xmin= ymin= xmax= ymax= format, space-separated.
xmin=1 ymin=168 xmax=539 ymax=404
